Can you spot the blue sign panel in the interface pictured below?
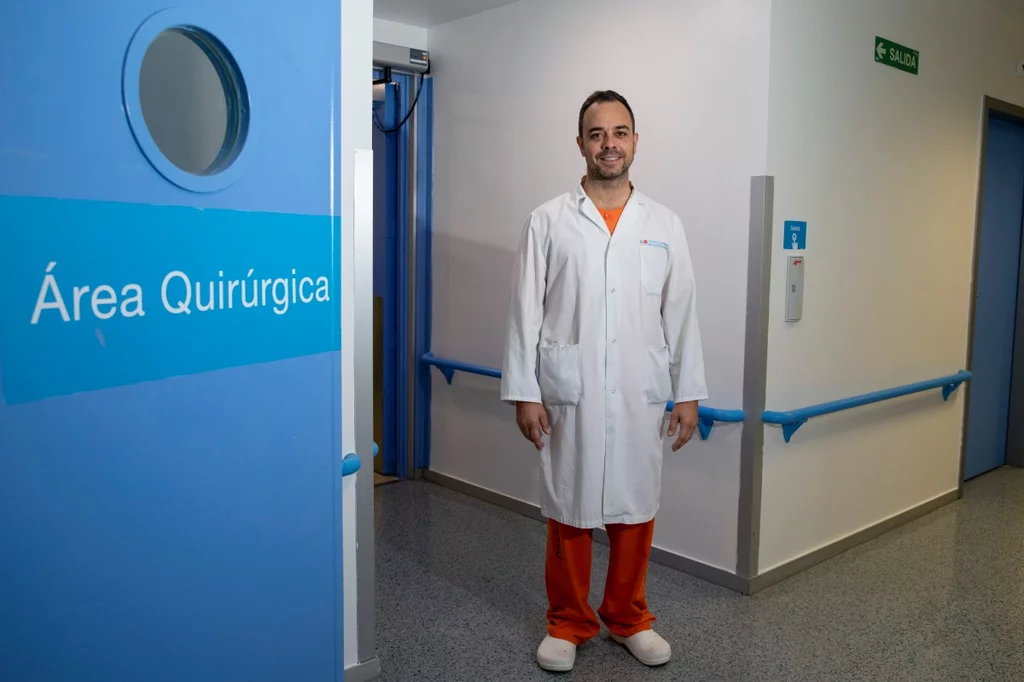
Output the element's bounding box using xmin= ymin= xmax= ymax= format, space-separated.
xmin=0 ymin=195 xmax=341 ymax=404
xmin=784 ymin=220 xmax=807 ymax=250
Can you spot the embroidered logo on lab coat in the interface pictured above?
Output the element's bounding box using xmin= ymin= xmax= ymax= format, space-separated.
xmin=640 ymin=239 xmax=669 ymax=250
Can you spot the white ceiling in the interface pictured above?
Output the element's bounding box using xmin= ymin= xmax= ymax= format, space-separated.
xmin=374 ymin=0 xmax=521 ymax=28
xmin=376 ymin=0 xmax=1024 ymax=29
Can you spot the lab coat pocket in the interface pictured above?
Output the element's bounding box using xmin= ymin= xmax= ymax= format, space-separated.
xmin=645 ymin=345 xmax=672 ymax=404
xmin=639 ymin=246 xmax=668 ymax=296
xmin=538 ymin=344 xmax=582 ymax=406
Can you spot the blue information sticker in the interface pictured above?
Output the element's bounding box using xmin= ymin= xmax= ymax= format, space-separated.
xmin=784 ymin=220 xmax=807 ymax=250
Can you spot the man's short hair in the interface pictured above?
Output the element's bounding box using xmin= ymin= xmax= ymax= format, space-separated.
xmin=578 ymin=90 xmax=636 ymax=138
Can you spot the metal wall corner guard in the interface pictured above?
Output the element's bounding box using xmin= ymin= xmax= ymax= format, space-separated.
xmin=762 ymin=370 xmax=972 ymax=443
xmin=422 ymin=352 xmax=744 ymax=440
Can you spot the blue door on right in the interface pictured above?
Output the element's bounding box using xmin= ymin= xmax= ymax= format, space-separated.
xmin=965 ymin=114 xmax=1024 ymax=480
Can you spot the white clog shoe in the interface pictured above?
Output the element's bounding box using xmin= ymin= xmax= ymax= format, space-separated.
xmin=611 ymin=629 xmax=672 ymax=666
xmin=536 ymin=635 xmax=577 ymax=672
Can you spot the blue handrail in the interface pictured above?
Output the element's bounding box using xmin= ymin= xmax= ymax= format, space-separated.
xmin=425 ymin=354 xmax=502 ymax=382
xmin=423 ymin=352 xmax=743 ymax=440
xmin=673 ymin=403 xmax=746 ymax=439
xmin=763 ymin=370 xmax=971 ymax=443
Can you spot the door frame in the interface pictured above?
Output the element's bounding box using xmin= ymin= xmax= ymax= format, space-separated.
xmin=960 ymin=95 xmax=1024 ymax=492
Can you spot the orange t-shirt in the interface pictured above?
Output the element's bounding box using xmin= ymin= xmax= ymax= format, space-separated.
xmin=600 ymin=205 xmax=626 ymax=234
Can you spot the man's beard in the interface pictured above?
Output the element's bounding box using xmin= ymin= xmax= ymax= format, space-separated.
xmin=589 ymin=157 xmax=630 ymax=181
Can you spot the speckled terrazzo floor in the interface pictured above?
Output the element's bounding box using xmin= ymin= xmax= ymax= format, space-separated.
xmin=374 ymin=467 xmax=1024 ymax=681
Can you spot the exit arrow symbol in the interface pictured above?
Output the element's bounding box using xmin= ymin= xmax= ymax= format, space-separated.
xmin=876 ymin=42 xmax=886 ymax=60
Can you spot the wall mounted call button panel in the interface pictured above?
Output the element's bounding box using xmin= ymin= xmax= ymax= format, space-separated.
xmin=786 ymin=255 xmax=804 ymax=322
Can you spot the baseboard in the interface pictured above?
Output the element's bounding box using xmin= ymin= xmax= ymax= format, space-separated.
xmin=421 ymin=469 xmax=547 ymax=521
xmin=748 ymin=489 xmax=960 ymax=593
xmin=420 ymin=470 xmax=962 ymax=597
xmin=420 ymin=469 xmax=747 ymax=593
xmin=344 ymin=656 xmax=381 ymax=682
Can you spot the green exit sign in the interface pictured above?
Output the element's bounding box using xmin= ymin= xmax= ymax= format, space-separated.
xmin=875 ymin=36 xmax=919 ymax=75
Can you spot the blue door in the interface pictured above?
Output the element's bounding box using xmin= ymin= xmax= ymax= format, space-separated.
xmin=0 ymin=2 xmax=344 ymax=681
xmin=965 ymin=114 xmax=1024 ymax=480
xmin=372 ymin=75 xmax=414 ymax=479
xmin=374 ymin=80 xmax=401 ymax=477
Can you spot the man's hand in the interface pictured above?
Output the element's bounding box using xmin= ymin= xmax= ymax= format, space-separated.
xmin=516 ymin=401 xmax=550 ymax=450
xmin=666 ymin=401 xmax=698 ymax=451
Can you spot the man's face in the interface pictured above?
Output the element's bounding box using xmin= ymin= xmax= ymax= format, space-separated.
xmin=577 ymin=101 xmax=638 ymax=181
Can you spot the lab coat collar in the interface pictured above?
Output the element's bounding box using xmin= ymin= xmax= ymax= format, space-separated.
xmin=573 ymin=178 xmax=646 ymax=206
xmin=575 ymin=177 xmax=645 ymax=236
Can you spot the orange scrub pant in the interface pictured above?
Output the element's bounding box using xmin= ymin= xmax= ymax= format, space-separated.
xmin=544 ymin=518 xmax=656 ymax=645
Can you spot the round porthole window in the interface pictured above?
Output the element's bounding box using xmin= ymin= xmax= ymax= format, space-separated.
xmin=123 ymin=11 xmax=251 ymax=192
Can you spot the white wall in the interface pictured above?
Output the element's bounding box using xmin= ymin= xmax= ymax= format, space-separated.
xmin=373 ymin=17 xmax=429 ymax=49
xmin=759 ymin=0 xmax=1024 ymax=572
xmin=341 ymin=0 xmax=373 ymax=668
xmin=427 ymin=0 xmax=772 ymax=572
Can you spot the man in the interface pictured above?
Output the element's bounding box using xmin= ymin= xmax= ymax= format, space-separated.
xmin=500 ymin=90 xmax=707 ymax=673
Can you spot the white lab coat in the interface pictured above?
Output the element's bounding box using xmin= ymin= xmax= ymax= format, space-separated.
xmin=500 ymin=182 xmax=707 ymax=529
